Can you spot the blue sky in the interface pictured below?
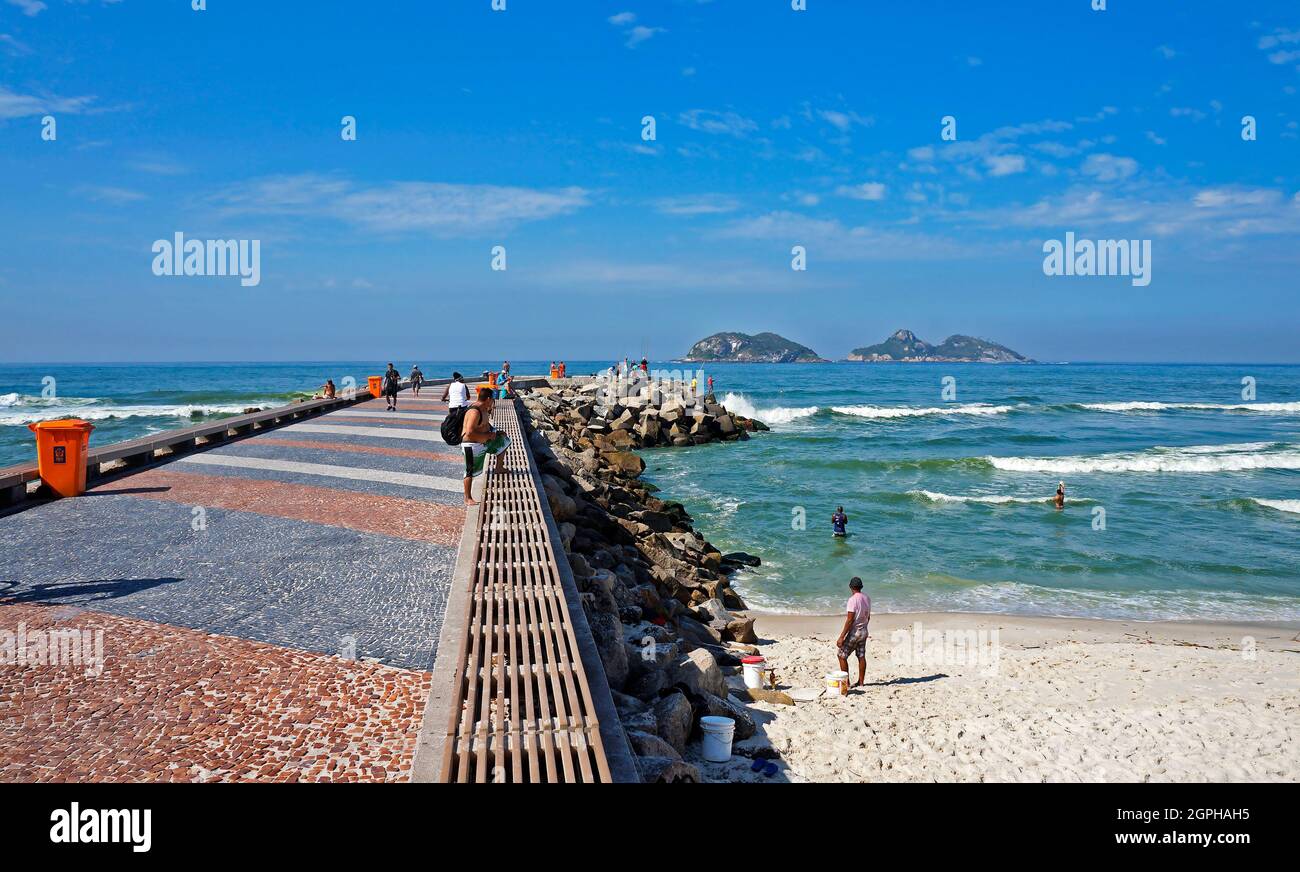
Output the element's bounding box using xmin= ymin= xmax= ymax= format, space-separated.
xmin=2 ymin=0 xmax=1299 ymax=362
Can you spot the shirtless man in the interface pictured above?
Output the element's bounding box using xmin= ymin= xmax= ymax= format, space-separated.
xmin=460 ymin=387 xmax=510 ymax=505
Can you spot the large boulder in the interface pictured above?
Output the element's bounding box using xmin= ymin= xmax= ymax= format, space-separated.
xmin=725 ymin=616 xmax=758 ymax=644
xmin=693 ymin=691 xmax=757 ymax=740
xmin=626 ymin=730 xmax=680 ymax=760
xmin=635 ymin=756 xmax=700 ymax=784
xmin=602 ymin=450 xmax=645 ymax=477
xmin=670 ymin=647 xmax=726 ymax=699
xmin=587 ymin=610 xmax=629 ymax=690
xmin=653 ymin=691 xmax=693 ymax=754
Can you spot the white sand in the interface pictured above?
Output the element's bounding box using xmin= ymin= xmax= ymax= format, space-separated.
xmin=687 ymin=612 xmax=1300 ymax=783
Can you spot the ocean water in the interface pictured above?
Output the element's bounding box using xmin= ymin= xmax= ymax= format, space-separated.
xmin=3 ymin=360 xmax=1298 ymax=622
xmin=638 ymin=363 xmax=1300 ymax=622
xmin=0 ymin=361 xmax=543 ymax=468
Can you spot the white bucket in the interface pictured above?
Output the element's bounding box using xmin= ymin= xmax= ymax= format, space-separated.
xmin=741 ymin=656 xmax=767 ymax=689
xmin=699 ymin=715 xmax=735 ymax=762
xmin=825 ymin=670 xmax=850 ymax=696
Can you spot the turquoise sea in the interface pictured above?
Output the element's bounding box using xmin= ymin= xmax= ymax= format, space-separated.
xmin=3 ymin=360 xmax=1298 ymax=622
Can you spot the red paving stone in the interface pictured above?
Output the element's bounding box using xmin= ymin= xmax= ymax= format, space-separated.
xmin=259 ymin=438 xmax=460 ymax=463
xmin=88 ymin=469 xmax=465 ymax=544
xmin=0 ymin=603 xmax=431 ymax=782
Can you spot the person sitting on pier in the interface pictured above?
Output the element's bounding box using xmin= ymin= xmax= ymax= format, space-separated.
xmin=322 ymin=379 xmax=336 ymax=399
xmin=461 ymin=387 xmax=510 ymax=505
xmin=382 ymin=363 xmax=401 ymax=411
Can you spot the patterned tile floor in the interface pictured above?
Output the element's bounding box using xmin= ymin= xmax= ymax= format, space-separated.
xmin=0 ymin=388 xmax=463 ymax=782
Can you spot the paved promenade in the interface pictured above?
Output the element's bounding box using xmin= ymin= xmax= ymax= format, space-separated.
xmin=0 ymin=387 xmax=464 ymax=782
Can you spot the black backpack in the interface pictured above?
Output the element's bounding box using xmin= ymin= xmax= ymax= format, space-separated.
xmin=441 ymin=405 xmax=470 ymax=445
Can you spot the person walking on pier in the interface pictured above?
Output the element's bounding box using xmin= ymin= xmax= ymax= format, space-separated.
xmin=382 ymin=363 xmax=401 ymax=411
xmin=461 ymin=386 xmax=510 ymax=505
xmin=409 ymin=364 xmax=424 ymax=396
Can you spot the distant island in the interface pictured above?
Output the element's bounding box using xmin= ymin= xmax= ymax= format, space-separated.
xmin=846 ymin=329 xmax=1032 ymax=363
xmin=680 ymin=331 xmax=828 ymax=363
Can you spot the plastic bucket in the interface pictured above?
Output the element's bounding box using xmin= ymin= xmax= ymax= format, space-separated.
xmin=825 ymin=671 xmax=850 ymax=696
xmin=741 ymin=655 xmax=766 ymax=690
xmin=699 ymin=715 xmax=735 ymax=762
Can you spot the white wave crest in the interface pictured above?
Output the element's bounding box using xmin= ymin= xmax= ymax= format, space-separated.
xmin=909 ymin=489 xmax=1087 ymax=505
xmin=832 ymin=403 xmax=1014 ymax=419
xmin=720 ymin=392 xmax=818 ymax=425
xmin=1252 ymin=498 xmax=1300 ymax=515
xmin=0 ymin=403 xmax=257 ymax=427
xmin=988 ymin=442 xmax=1300 ymax=474
xmin=1081 ymin=401 xmax=1300 ymax=414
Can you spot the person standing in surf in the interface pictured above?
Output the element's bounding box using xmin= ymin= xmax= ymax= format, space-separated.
xmin=832 ymin=506 xmax=848 ymax=538
xmin=1054 ymin=481 xmax=1066 ymax=510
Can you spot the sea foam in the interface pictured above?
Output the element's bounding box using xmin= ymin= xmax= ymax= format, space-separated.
xmin=988 ymin=442 xmax=1300 ymax=474
xmin=831 ymin=403 xmax=1015 ymax=419
xmin=720 ymin=392 xmax=819 ymax=425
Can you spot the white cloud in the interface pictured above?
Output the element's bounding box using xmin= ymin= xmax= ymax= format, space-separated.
xmin=625 ymin=25 xmax=665 ymax=47
xmin=0 ymin=86 xmax=98 ymax=119
xmin=652 ymin=194 xmax=740 ymax=215
xmin=607 ymin=11 xmax=636 ymax=25
xmin=984 ymin=154 xmax=1026 ymax=177
xmin=1146 ymin=131 xmax=1167 ymax=146
xmin=215 ymin=174 xmax=590 ymax=236
xmin=678 ymin=108 xmax=758 ymax=137
xmin=816 ymin=108 xmax=872 ymax=132
xmin=0 ymin=33 xmax=32 ymax=56
xmin=1155 ymin=45 xmax=1177 ymax=59
xmin=76 ymin=185 xmax=147 ymax=204
xmin=6 ymin=0 xmax=46 ymax=17
xmin=1258 ymin=28 xmax=1300 ymax=50
xmin=835 ymin=182 xmax=887 ymax=201
xmin=1170 ymin=106 xmax=1207 ymax=121
xmin=1081 ymin=153 xmax=1138 ymax=181
xmin=716 ymin=210 xmax=987 ymax=260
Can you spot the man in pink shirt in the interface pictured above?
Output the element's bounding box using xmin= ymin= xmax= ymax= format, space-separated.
xmin=836 ymin=576 xmax=871 ymax=687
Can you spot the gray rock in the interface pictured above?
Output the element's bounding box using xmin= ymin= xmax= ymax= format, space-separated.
xmin=626 ymin=730 xmax=680 ymax=760
xmin=635 ymin=755 xmax=700 ymax=784
xmin=588 ymin=610 xmax=629 ymax=690
xmin=670 ymin=647 xmax=726 ymax=699
xmin=653 ymin=691 xmax=693 ymax=754
xmin=693 ymin=691 xmax=757 ymax=740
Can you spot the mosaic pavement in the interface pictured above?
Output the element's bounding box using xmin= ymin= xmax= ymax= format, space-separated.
xmin=0 ymin=388 xmax=464 ymax=782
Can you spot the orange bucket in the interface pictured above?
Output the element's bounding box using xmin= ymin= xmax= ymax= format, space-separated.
xmin=367 ymin=375 xmax=383 ymax=398
xmin=28 ymin=419 xmax=95 ymax=497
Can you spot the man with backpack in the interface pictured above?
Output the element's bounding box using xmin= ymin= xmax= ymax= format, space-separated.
xmin=440 ymin=386 xmax=510 ymax=505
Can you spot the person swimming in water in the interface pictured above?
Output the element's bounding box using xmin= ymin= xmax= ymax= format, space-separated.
xmin=1054 ymin=481 xmax=1066 ymax=509
xmin=832 ymin=506 xmax=848 ymax=537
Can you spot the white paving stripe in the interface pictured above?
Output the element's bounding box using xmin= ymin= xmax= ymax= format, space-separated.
xmin=177 ymin=453 xmax=463 ymax=493
xmin=324 ymin=409 xmax=445 ymax=421
xmin=278 ymin=422 xmax=445 ymax=442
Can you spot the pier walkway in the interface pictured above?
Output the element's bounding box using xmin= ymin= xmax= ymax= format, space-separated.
xmin=0 ymin=384 xmax=461 ymax=781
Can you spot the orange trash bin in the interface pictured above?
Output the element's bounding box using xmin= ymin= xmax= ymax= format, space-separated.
xmin=28 ymin=419 xmax=95 ymax=498
xmin=367 ymin=375 xmax=383 ymax=398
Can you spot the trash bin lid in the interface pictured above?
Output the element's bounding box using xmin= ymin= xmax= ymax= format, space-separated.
xmin=27 ymin=418 xmax=95 ymax=433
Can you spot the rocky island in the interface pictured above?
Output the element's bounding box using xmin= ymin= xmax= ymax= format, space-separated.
xmin=681 ymin=331 xmax=828 ymax=363
xmin=847 ymin=329 xmax=1032 ymax=363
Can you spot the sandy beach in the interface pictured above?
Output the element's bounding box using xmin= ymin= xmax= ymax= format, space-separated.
xmin=686 ymin=611 xmax=1300 ymax=783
